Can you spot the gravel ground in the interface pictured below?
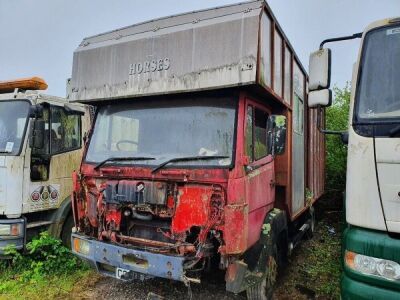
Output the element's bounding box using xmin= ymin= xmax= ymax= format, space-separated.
xmin=91 ymin=273 xmax=245 ymax=300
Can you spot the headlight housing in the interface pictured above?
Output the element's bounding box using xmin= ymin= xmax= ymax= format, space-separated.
xmin=345 ymin=250 xmax=400 ymax=281
xmin=72 ymin=237 xmax=91 ymax=256
xmin=0 ymin=223 xmax=23 ymax=237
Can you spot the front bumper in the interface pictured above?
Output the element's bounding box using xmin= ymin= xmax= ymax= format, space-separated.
xmin=0 ymin=218 xmax=25 ymax=255
xmin=342 ymin=226 xmax=400 ymax=299
xmin=71 ymin=233 xmax=187 ymax=282
xmin=342 ymin=273 xmax=400 ymax=300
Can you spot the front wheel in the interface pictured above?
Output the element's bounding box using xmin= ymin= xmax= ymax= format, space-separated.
xmin=61 ymin=214 xmax=74 ymax=249
xmin=246 ymin=246 xmax=278 ymax=300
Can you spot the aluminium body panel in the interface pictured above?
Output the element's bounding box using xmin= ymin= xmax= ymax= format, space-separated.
xmin=69 ymin=2 xmax=262 ymax=102
xmin=307 ymin=108 xmax=325 ymax=202
xmin=69 ymin=0 xmax=310 ymax=104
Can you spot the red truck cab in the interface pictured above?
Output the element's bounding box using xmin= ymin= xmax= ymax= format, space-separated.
xmin=69 ymin=1 xmax=325 ymax=298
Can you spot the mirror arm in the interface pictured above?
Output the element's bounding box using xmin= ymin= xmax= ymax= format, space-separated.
xmin=316 ymin=106 xmax=348 ymax=144
xmin=319 ymin=32 xmax=362 ymax=49
xmin=316 ymin=106 xmax=344 ymax=135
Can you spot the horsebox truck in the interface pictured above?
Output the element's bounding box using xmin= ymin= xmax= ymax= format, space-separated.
xmin=0 ymin=77 xmax=91 ymax=252
xmin=308 ymin=16 xmax=400 ymax=300
xmin=69 ymin=1 xmax=325 ymax=298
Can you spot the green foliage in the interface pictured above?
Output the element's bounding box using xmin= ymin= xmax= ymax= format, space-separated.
xmin=0 ymin=232 xmax=89 ymax=298
xmin=304 ymin=220 xmax=342 ymax=297
xmin=325 ymin=85 xmax=351 ymax=191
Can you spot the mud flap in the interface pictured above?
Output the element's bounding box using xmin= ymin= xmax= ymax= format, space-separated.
xmin=225 ymin=208 xmax=287 ymax=294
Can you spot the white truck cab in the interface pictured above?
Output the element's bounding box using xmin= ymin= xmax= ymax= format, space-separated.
xmin=308 ymin=17 xmax=400 ymax=299
xmin=0 ymin=77 xmax=91 ymax=253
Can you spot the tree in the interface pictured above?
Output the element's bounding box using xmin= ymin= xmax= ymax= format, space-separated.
xmin=325 ymin=85 xmax=350 ymax=192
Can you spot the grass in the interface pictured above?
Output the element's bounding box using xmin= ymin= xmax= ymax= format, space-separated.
xmin=0 ymin=232 xmax=94 ymax=300
xmin=302 ymin=220 xmax=342 ymax=296
xmin=275 ymin=194 xmax=343 ymax=299
xmin=0 ymin=269 xmax=93 ymax=300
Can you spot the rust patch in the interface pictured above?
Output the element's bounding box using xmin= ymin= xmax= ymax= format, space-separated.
xmin=171 ymin=185 xmax=213 ymax=234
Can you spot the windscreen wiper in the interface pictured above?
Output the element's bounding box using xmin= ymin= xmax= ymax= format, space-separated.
xmin=0 ymin=150 xmax=10 ymax=154
xmin=151 ymin=155 xmax=229 ymax=173
xmin=94 ymin=156 xmax=156 ymax=170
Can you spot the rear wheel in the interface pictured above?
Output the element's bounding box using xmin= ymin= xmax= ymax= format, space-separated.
xmin=61 ymin=214 xmax=74 ymax=249
xmin=246 ymin=246 xmax=278 ymax=300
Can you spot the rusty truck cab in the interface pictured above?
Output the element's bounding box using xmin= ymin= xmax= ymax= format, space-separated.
xmin=70 ymin=1 xmax=324 ymax=297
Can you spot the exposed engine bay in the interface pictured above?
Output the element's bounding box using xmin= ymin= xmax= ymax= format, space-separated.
xmin=74 ymin=177 xmax=226 ymax=272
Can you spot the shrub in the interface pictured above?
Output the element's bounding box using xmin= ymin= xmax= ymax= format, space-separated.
xmin=325 ymin=85 xmax=351 ymax=192
xmin=0 ymin=232 xmax=86 ymax=284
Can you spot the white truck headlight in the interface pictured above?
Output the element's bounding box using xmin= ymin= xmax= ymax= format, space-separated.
xmin=345 ymin=250 xmax=400 ymax=281
xmin=0 ymin=223 xmax=23 ymax=236
xmin=376 ymin=260 xmax=400 ymax=280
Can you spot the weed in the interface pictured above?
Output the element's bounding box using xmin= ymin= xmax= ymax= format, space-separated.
xmin=0 ymin=232 xmax=90 ymax=299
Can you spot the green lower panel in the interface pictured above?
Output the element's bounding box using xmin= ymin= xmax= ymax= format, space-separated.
xmin=342 ymin=226 xmax=400 ymax=296
xmin=343 ymin=226 xmax=400 ymax=263
xmin=342 ymin=273 xmax=400 ymax=300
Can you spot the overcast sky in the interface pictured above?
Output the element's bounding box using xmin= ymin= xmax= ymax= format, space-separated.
xmin=0 ymin=0 xmax=399 ymax=97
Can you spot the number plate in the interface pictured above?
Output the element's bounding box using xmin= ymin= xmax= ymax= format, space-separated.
xmin=116 ymin=267 xmax=130 ymax=279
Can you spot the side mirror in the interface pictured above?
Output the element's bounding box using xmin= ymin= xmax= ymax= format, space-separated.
xmin=308 ymin=48 xmax=333 ymax=109
xmin=29 ymin=119 xmax=45 ymax=149
xmin=309 ymin=48 xmax=331 ymax=91
xmin=309 ymin=89 xmax=332 ymax=108
xmin=267 ymin=115 xmax=287 ymax=156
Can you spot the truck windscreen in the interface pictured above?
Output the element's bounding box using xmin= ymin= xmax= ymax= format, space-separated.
xmin=86 ymin=98 xmax=236 ymax=168
xmin=356 ymin=25 xmax=400 ymax=121
xmin=0 ymin=100 xmax=30 ymax=155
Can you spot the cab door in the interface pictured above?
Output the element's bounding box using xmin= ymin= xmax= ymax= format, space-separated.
xmin=244 ymin=100 xmax=275 ymax=247
xmin=23 ymin=104 xmax=83 ymax=213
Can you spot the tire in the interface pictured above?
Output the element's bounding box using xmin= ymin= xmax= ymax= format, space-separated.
xmin=246 ymin=246 xmax=278 ymax=300
xmin=61 ymin=214 xmax=74 ymax=249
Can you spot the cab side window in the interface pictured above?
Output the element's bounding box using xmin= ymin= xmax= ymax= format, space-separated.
xmin=245 ymin=105 xmax=254 ymax=161
xmin=30 ymin=106 xmax=82 ymax=181
xmin=245 ymin=104 xmax=269 ymax=162
xmin=50 ymin=106 xmax=81 ymax=154
xmin=31 ymin=107 xmax=50 ymax=157
xmin=254 ymin=108 xmax=268 ymax=160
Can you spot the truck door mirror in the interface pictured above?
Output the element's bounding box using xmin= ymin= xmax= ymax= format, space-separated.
xmin=267 ymin=115 xmax=287 ymax=156
xmin=308 ymin=48 xmax=333 ymax=108
xmin=309 ymin=48 xmax=331 ymax=91
xmin=29 ymin=119 xmax=45 ymax=149
xmin=309 ymin=89 xmax=332 ymax=108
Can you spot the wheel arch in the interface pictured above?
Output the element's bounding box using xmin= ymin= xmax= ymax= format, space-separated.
xmin=226 ymin=208 xmax=288 ymax=294
xmin=48 ymin=196 xmax=72 ymax=238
